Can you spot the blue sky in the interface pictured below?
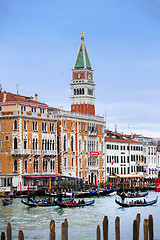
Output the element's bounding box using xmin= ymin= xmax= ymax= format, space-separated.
xmin=1 ymin=0 xmax=160 ymax=137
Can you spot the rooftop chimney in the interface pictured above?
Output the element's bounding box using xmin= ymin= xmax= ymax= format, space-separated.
xmin=3 ymin=90 xmax=6 ymax=102
xmin=35 ymin=93 xmax=38 ymax=102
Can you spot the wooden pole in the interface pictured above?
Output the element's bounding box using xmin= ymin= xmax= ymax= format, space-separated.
xmin=103 ymin=216 xmax=108 ymax=240
xmin=7 ymin=223 xmax=12 ymax=240
xmin=49 ymin=220 xmax=55 ymax=240
xmin=115 ymin=216 xmax=120 ymax=240
xmin=148 ymin=215 xmax=153 ymax=240
xmin=18 ymin=230 xmax=24 ymax=240
xmin=1 ymin=232 xmax=5 ymax=240
xmin=136 ymin=213 xmax=140 ymax=240
xmin=97 ymin=225 xmax=100 ymax=240
xmin=133 ymin=220 xmax=138 ymax=240
xmin=64 ymin=219 xmax=68 ymax=240
xmin=144 ymin=219 xmax=149 ymax=240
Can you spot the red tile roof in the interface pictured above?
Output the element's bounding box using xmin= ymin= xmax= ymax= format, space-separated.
xmin=105 ymin=137 xmax=142 ymax=144
xmin=0 ymin=92 xmax=47 ymax=106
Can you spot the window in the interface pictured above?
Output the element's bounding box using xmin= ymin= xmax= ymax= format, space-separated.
xmin=84 ymin=140 xmax=87 ymax=152
xmin=71 ymin=158 xmax=74 ymax=167
xmin=14 ymin=138 xmax=18 ymax=149
xmin=96 ymin=141 xmax=98 ymax=152
xmin=79 ymin=158 xmax=82 ymax=168
xmin=71 ymin=121 xmax=74 ymax=130
xmin=13 ymin=160 xmax=18 ymax=172
xmin=21 ymin=106 xmax=26 ymax=111
xmin=64 ymin=135 xmax=66 ymax=151
xmin=79 ymin=122 xmax=81 ymax=132
xmin=64 ymin=157 xmax=67 ymax=167
xmin=33 ymin=159 xmax=39 ymax=173
xmin=24 ymin=159 xmax=27 ymax=173
xmin=50 ymin=159 xmax=55 ymax=172
xmin=79 ymin=140 xmax=81 ymax=152
xmin=50 ymin=123 xmax=54 ymax=132
xmin=42 ymin=139 xmax=44 ymax=150
xmin=24 ymin=139 xmax=27 ymax=149
xmin=35 ymin=121 xmax=38 ymax=131
xmin=40 ymin=108 xmax=44 ymax=114
xmin=43 ymin=159 xmax=48 ymax=172
xmin=71 ymin=136 xmax=74 ymax=152
xmin=64 ymin=121 xmax=66 ymax=130
xmin=5 ymin=136 xmax=9 ymax=141
xmin=13 ymin=120 xmax=18 ymax=130
xmin=74 ymin=89 xmax=76 ymax=95
xmin=31 ymin=107 xmax=36 ymax=113
xmin=84 ymin=123 xmax=86 ymax=132
xmin=24 ymin=120 xmax=27 ymax=130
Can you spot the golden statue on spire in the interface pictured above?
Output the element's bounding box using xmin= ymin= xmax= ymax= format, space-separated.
xmin=82 ymin=32 xmax=84 ymax=38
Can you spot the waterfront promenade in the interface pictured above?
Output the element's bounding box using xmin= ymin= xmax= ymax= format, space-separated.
xmin=0 ymin=191 xmax=159 ymax=239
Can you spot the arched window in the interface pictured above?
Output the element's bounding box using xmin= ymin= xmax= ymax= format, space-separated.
xmin=24 ymin=159 xmax=27 ymax=173
xmin=71 ymin=136 xmax=74 ymax=152
xmin=80 ymin=88 xmax=82 ymax=95
xmin=42 ymin=139 xmax=44 ymax=150
xmin=24 ymin=139 xmax=27 ymax=149
xmin=42 ymin=122 xmax=44 ymax=132
xmin=47 ymin=140 xmax=50 ymax=150
xmin=45 ymin=122 xmax=47 ymax=132
xmin=43 ymin=159 xmax=47 ymax=172
xmin=33 ymin=159 xmax=39 ymax=173
xmin=14 ymin=120 xmax=17 ymax=130
xmin=36 ymin=139 xmax=38 ymax=150
xmin=45 ymin=140 xmax=47 ymax=150
xmin=84 ymin=140 xmax=86 ymax=152
xmin=52 ymin=140 xmax=55 ymax=150
xmin=35 ymin=121 xmax=38 ymax=131
xmin=64 ymin=135 xmax=66 ymax=151
xmin=14 ymin=138 xmax=18 ymax=149
xmin=13 ymin=160 xmax=18 ymax=172
xmin=77 ymin=89 xmax=79 ymax=95
xmin=32 ymin=139 xmax=35 ymax=150
xmin=82 ymin=88 xmax=84 ymax=95
xmin=50 ymin=140 xmax=52 ymax=150
xmin=79 ymin=140 xmax=81 ymax=152
xmin=50 ymin=159 xmax=55 ymax=172
xmin=74 ymin=89 xmax=76 ymax=95
xmin=32 ymin=121 xmax=35 ymax=131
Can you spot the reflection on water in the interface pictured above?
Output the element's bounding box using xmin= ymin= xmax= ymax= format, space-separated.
xmin=0 ymin=191 xmax=160 ymax=240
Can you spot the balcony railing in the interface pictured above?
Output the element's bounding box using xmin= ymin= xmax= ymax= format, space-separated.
xmin=88 ymin=165 xmax=99 ymax=170
xmin=32 ymin=150 xmax=41 ymax=156
xmin=42 ymin=150 xmax=57 ymax=156
xmin=11 ymin=149 xmax=31 ymax=156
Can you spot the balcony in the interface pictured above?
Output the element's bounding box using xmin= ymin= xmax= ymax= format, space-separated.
xmin=88 ymin=165 xmax=99 ymax=171
xmin=42 ymin=150 xmax=57 ymax=156
xmin=32 ymin=150 xmax=41 ymax=156
xmin=11 ymin=149 xmax=31 ymax=156
xmin=89 ymin=131 xmax=97 ymax=136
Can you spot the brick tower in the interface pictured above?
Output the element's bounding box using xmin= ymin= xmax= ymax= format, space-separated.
xmin=71 ymin=33 xmax=95 ymax=115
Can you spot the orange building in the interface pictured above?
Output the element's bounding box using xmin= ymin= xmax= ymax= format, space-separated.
xmin=0 ymin=35 xmax=105 ymax=192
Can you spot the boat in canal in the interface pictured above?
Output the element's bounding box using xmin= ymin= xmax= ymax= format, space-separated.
xmin=115 ymin=197 xmax=158 ymax=207
xmin=57 ymin=199 xmax=95 ymax=208
xmin=117 ymin=192 xmax=148 ymax=198
xmin=2 ymin=198 xmax=13 ymax=206
xmin=21 ymin=199 xmax=57 ymax=207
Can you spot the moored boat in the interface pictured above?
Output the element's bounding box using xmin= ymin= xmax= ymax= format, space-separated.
xmin=115 ymin=197 xmax=158 ymax=208
xmin=2 ymin=198 xmax=13 ymax=206
xmin=21 ymin=199 xmax=57 ymax=207
xmin=117 ymin=192 xmax=148 ymax=198
xmin=57 ymin=199 xmax=95 ymax=208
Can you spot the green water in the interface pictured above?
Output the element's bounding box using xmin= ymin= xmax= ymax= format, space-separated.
xmin=0 ymin=191 xmax=160 ymax=240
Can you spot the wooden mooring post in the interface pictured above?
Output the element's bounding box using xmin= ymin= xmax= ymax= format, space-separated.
xmin=133 ymin=220 xmax=138 ymax=240
xmin=97 ymin=225 xmax=100 ymax=240
xmin=144 ymin=219 xmax=149 ymax=240
xmin=1 ymin=232 xmax=5 ymax=240
xmin=103 ymin=216 xmax=108 ymax=240
xmin=7 ymin=223 xmax=12 ymax=240
xmin=148 ymin=215 xmax=153 ymax=240
xmin=49 ymin=220 xmax=55 ymax=240
xmin=18 ymin=230 xmax=24 ymax=240
xmin=136 ymin=213 xmax=140 ymax=240
xmin=115 ymin=216 xmax=120 ymax=240
xmin=61 ymin=219 xmax=68 ymax=240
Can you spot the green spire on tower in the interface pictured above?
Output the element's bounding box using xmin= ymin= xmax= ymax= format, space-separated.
xmin=74 ymin=33 xmax=92 ymax=70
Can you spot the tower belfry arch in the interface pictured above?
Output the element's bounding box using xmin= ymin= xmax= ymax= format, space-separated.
xmin=70 ymin=33 xmax=95 ymax=115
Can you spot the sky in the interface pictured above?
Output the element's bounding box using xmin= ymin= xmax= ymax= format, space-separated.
xmin=0 ymin=0 xmax=160 ymax=138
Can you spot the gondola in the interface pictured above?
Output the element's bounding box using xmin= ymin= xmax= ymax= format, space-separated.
xmin=21 ymin=199 xmax=57 ymax=207
xmin=100 ymin=189 xmax=115 ymax=196
xmin=115 ymin=197 xmax=158 ymax=208
xmin=117 ymin=192 xmax=148 ymax=198
xmin=46 ymin=192 xmax=73 ymax=198
xmin=74 ymin=191 xmax=92 ymax=198
xmin=2 ymin=198 xmax=13 ymax=206
xmin=57 ymin=199 xmax=95 ymax=208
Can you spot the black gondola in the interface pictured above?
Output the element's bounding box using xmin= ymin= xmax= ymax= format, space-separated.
xmin=117 ymin=192 xmax=148 ymax=198
xmin=21 ymin=199 xmax=57 ymax=207
xmin=115 ymin=197 xmax=158 ymax=208
xmin=2 ymin=198 xmax=13 ymax=206
xmin=57 ymin=199 xmax=95 ymax=208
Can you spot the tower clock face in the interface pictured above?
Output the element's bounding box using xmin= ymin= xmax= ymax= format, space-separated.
xmin=77 ymin=74 xmax=81 ymax=79
xmin=88 ymin=74 xmax=91 ymax=80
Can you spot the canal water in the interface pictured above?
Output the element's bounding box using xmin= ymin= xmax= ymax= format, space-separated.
xmin=0 ymin=191 xmax=160 ymax=240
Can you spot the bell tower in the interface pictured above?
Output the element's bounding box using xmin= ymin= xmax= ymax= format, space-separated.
xmin=70 ymin=33 xmax=95 ymax=115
